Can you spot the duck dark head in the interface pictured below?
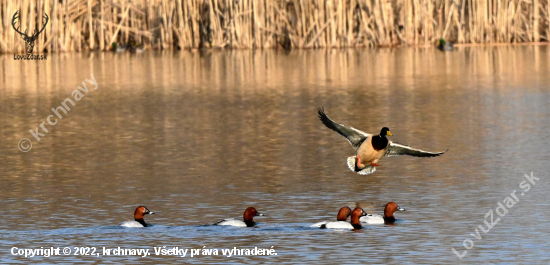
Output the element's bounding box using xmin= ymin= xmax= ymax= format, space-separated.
xmin=379 ymin=127 xmax=392 ymax=137
xmin=134 ymin=206 xmax=154 ymax=220
xmin=133 ymin=206 xmax=154 ymax=227
xmin=243 ymin=207 xmax=264 ymax=227
xmin=383 ymin=202 xmax=405 ymax=224
xmin=350 ymin=207 xmax=368 ymax=229
xmin=336 ymin=206 xmax=352 ymax=221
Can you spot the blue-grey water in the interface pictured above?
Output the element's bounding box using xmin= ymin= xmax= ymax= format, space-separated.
xmin=1 ymin=46 xmax=550 ymax=264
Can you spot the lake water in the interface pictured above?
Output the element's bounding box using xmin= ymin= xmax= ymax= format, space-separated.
xmin=1 ymin=46 xmax=549 ymax=264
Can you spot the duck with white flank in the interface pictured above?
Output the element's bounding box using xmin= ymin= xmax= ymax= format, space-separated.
xmin=214 ymin=207 xmax=264 ymax=227
xmin=310 ymin=206 xmax=352 ymax=228
xmin=360 ymin=202 xmax=406 ymax=224
xmin=437 ymin=38 xmax=454 ymax=51
xmin=318 ymin=207 xmax=367 ymax=229
xmin=318 ymin=108 xmax=447 ymax=175
xmin=119 ymin=206 xmax=155 ymax=227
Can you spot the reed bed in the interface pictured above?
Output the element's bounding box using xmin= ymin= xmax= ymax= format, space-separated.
xmin=0 ymin=0 xmax=549 ymax=53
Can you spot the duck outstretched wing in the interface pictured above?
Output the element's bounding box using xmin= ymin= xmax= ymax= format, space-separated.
xmin=318 ymin=108 xmax=370 ymax=150
xmin=384 ymin=142 xmax=447 ymax=157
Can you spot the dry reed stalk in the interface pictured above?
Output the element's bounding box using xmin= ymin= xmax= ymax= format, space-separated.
xmin=99 ymin=0 xmax=104 ymax=50
xmin=108 ymin=4 xmax=131 ymax=46
xmin=175 ymin=0 xmax=183 ymax=47
xmin=88 ymin=0 xmax=93 ymax=50
xmin=533 ymin=0 xmax=539 ymax=41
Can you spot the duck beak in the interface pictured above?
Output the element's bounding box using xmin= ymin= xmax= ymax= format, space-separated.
xmin=147 ymin=210 xmax=155 ymax=214
xmin=397 ymin=206 xmax=405 ymax=211
xmin=256 ymin=212 xmax=264 ymax=216
xmin=387 ymin=131 xmax=393 ymax=136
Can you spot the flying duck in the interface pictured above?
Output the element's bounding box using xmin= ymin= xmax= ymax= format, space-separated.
xmin=318 ymin=108 xmax=447 ymax=175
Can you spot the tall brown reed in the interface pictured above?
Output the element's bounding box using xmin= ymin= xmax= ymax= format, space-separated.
xmin=1 ymin=0 xmax=549 ymax=53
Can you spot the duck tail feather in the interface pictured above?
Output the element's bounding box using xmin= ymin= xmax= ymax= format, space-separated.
xmin=357 ymin=165 xmax=376 ymax=175
xmin=347 ymin=156 xmax=356 ymax=172
xmin=347 ymin=156 xmax=376 ymax=175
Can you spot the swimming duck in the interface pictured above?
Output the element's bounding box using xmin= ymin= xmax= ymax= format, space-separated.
xmin=214 ymin=207 xmax=264 ymax=227
xmin=318 ymin=207 xmax=367 ymax=229
xmin=310 ymin=206 xmax=352 ymax=227
xmin=119 ymin=206 xmax=155 ymax=227
xmin=360 ymin=202 xmax=405 ymax=224
xmin=111 ymin=42 xmax=128 ymax=52
xmin=437 ymin=39 xmax=454 ymax=51
xmin=318 ymin=108 xmax=447 ymax=175
xmin=128 ymin=44 xmax=144 ymax=53
xmin=127 ymin=37 xmax=144 ymax=53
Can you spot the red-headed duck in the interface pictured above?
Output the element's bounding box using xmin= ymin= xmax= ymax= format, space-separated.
xmin=360 ymin=202 xmax=405 ymax=224
xmin=214 ymin=207 xmax=264 ymax=227
xmin=318 ymin=207 xmax=367 ymax=229
xmin=318 ymin=108 xmax=447 ymax=175
xmin=310 ymin=206 xmax=352 ymax=227
xmin=119 ymin=206 xmax=155 ymax=227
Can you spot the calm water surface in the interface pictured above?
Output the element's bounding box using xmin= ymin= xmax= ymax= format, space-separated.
xmin=1 ymin=46 xmax=550 ymax=264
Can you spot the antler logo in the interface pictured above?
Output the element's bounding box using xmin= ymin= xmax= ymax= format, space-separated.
xmin=12 ymin=11 xmax=49 ymax=55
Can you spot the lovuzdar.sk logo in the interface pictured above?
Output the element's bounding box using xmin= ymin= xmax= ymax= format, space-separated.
xmin=12 ymin=11 xmax=49 ymax=60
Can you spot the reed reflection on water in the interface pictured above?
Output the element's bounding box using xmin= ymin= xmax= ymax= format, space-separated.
xmin=1 ymin=46 xmax=549 ymax=264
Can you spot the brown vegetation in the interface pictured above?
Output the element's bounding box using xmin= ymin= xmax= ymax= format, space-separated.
xmin=1 ymin=0 xmax=549 ymax=53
